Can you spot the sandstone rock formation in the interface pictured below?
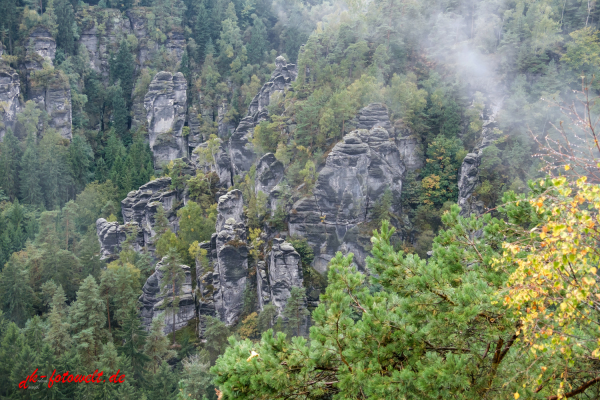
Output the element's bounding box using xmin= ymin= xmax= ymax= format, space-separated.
xmin=229 ymin=56 xmax=297 ymax=178
xmin=290 ymin=126 xmax=405 ymax=273
xmin=26 ymin=27 xmax=56 ymax=62
xmin=397 ymin=134 xmax=424 ymax=171
xmin=144 ymin=71 xmax=188 ymax=166
xmin=0 ymin=63 xmax=21 ymax=141
xmin=255 ymin=153 xmax=284 ymax=196
xmin=21 ymin=28 xmax=72 ymax=139
xmin=77 ymin=7 xmax=131 ymax=79
xmin=267 ymin=238 xmax=303 ymax=314
xmin=95 ymin=219 xmax=144 ymax=260
xmin=139 ymin=257 xmax=195 ymax=333
xmin=121 ymin=176 xmax=180 ymax=247
xmin=349 ymin=103 xmax=394 ymax=133
xmin=458 ymin=98 xmax=503 ymax=216
xmin=217 ymin=101 xmax=235 ymax=137
xmin=211 ymin=189 xmax=248 ymax=326
xmin=29 ymin=78 xmax=73 ymax=139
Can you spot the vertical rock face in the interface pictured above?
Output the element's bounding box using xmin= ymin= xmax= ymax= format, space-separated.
xmin=0 ymin=64 xmax=21 ymax=141
xmin=255 ymin=153 xmax=284 ymax=196
xmin=127 ymin=8 xmax=185 ymax=70
xmin=139 ymin=257 xmax=195 ymax=333
xmin=27 ymin=27 xmax=56 ymax=62
xmin=396 ymin=134 xmax=424 ymax=171
xmin=211 ymin=189 xmax=248 ymax=326
xmin=121 ymin=176 xmax=181 ymax=251
xmin=349 ymin=103 xmax=394 ymax=133
xmin=95 ymin=219 xmax=144 ymax=260
xmin=229 ymin=116 xmax=257 ymax=177
xmin=77 ymin=7 xmax=131 ymax=79
xmin=247 ymin=56 xmax=298 ymax=119
xmin=267 ymin=238 xmax=303 ymax=314
xmin=144 ymin=71 xmax=188 ymax=166
xmin=289 ymin=126 xmax=405 ymax=273
xmin=217 ymin=101 xmax=235 ymax=137
xmin=229 ymin=56 xmax=297 ymax=178
xmin=27 ymin=73 xmax=73 ymax=140
xmin=21 ymin=28 xmax=72 ymax=140
xmin=457 ymin=98 xmax=503 ymax=216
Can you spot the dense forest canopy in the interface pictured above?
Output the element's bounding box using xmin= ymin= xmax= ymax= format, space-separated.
xmin=1 ymin=0 xmax=600 ymax=398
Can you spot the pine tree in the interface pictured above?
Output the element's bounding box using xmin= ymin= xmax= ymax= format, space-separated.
xmin=282 ymin=286 xmax=308 ymax=337
xmin=158 ymin=248 xmax=186 ymax=344
xmin=194 ymin=0 xmax=211 ymax=62
xmin=70 ymin=275 xmax=107 ymax=365
xmin=39 ymin=131 xmax=70 ymax=209
xmin=0 ymin=129 xmax=21 ymax=200
xmin=117 ymin=303 xmax=149 ymax=383
xmin=0 ymin=0 xmax=18 ymax=54
xmin=0 ymin=253 xmax=34 ymax=327
xmin=258 ymin=303 xmax=278 ymax=333
xmin=23 ymin=315 xmax=45 ymax=353
xmin=19 ymin=133 xmax=42 ymax=206
xmin=54 ymin=0 xmax=75 ymax=54
xmin=110 ymin=40 xmax=135 ymax=109
xmin=111 ymin=85 xmax=130 ymax=144
xmin=0 ymin=322 xmax=23 ymax=397
xmin=45 ymin=285 xmax=72 ymax=356
xmin=144 ymin=314 xmax=176 ymax=373
xmin=153 ymin=203 xmax=170 ymax=238
xmin=217 ymin=2 xmax=247 ymax=75
xmin=203 ymin=315 xmax=229 ymax=363
xmin=247 ymin=15 xmax=268 ymax=65
xmin=68 ymin=134 xmax=93 ymax=194
xmin=148 ymin=361 xmax=178 ymax=400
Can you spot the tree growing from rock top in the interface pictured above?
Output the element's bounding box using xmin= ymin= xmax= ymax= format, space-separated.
xmin=158 ymin=248 xmax=186 ymax=344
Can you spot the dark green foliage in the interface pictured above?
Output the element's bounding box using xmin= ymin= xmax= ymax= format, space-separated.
xmin=194 ymin=1 xmax=211 ymax=62
xmin=0 ymin=129 xmax=21 ymax=201
xmin=247 ymin=15 xmax=268 ymax=65
xmin=54 ymin=0 xmax=75 ymax=54
xmin=19 ymin=133 xmax=42 ymax=207
xmin=111 ymin=85 xmax=130 ymax=144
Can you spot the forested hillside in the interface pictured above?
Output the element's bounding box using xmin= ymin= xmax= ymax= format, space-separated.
xmin=1 ymin=0 xmax=600 ymax=398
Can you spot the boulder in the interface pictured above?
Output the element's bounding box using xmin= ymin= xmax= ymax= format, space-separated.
xmin=139 ymin=257 xmax=195 ymax=333
xmin=144 ymin=71 xmax=188 ymax=166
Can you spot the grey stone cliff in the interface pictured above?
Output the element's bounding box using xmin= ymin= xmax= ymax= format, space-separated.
xmin=121 ymin=176 xmax=181 ymax=250
xmin=289 ymin=126 xmax=405 ymax=273
xmin=0 ymin=63 xmax=21 ymax=141
xmin=144 ymin=71 xmax=188 ymax=166
xmin=139 ymin=257 xmax=195 ymax=333
xmin=77 ymin=7 xmax=131 ymax=79
xmin=27 ymin=27 xmax=56 ymax=62
xmin=457 ymin=98 xmax=503 ymax=216
xmin=349 ymin=103 xmax=394 ymax=134
xmin=229 ymin=56 xmax=297 ymax=178
xmin=267 ymin=238 xmax=303 ymax=314
xmin=203 ymin=189 xmax=248 ymax=326
xmin=95 ymin=219 xmax=144 ymax=260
